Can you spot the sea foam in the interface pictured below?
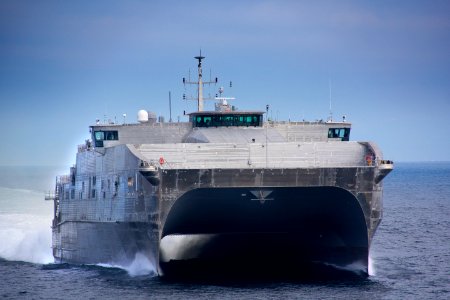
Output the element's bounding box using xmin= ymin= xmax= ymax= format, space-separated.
xmin=0 ymin=187 xmax=53 ymax=264
xmin=97 ymin=252 xmax=157 ymax=277
xmin=0 ymin=213 xmax=53 ymax=264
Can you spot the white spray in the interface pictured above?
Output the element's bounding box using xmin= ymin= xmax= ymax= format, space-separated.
xmin=97 ymin=252 xmax=157 ymax=277
xmin=0 ymin=187 xmax=53 ymax=264
xmin=368 ymin=254 xmax=376 ymax=276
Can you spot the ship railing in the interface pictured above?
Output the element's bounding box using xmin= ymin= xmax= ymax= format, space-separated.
xmin=364 ymin=156 xmax=394 ymax=167
xmin=379 ymin=160 xmax=394 ymax=165
xmin=57 ymin=175 xmax=71 ymax=184
xmin=139 ymin=160 xmax=158 ymax=170
xmin=361 ymin=141 xmax=390 ymax=167
xmin=377 ymin=159 xmax=394 ymax=170
xmin=108 ymin=121 xmax=190 ymax=128
xmin=44 ymin=191 xmax=57 ymax=201
xmin=77 ymin=139 xmax=93 ymax=153
xmin=45 ymin=175 xmax=70 ymax=201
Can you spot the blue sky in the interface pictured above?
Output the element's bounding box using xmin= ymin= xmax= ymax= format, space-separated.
xmin=0 ymin=0 xmax=449 ymax=166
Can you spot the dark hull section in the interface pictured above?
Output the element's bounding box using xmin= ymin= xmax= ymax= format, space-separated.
xmin=159 ymin=186 xmax=369 ymax=278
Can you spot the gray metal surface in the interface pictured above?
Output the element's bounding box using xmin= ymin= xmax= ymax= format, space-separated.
xmin=132 ymin=141 xmax=368 ymax=169
xmin=92 ymin=121 xmax=350 ymax=146
xmin=51 ymin=119 xmax=392 ymax=276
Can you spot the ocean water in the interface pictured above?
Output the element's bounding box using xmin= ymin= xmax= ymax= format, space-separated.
xmin=0 ymin=163 xmax=449 ymax=299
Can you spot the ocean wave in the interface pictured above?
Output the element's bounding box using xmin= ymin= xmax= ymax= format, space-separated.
xmin=96 ymin=252 xmax=158 ymax=277
xmin=0 ymin=213 xmax=53 ymax=264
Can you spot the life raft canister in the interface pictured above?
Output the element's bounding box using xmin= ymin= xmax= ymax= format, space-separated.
xmin=159 ymin=157 xmax=165 ymax=165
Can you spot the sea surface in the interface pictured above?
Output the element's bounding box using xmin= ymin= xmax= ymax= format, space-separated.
xmin=0 ymin=163 xmax=449 ymax=299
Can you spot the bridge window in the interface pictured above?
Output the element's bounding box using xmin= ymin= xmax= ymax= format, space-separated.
xmin=94 ymin=130 xmax=118 ymax=147
xmin=193 ymin=114 xmax=262 ymax=128
xmin=328 ymin=128 xmax=351 ymax=141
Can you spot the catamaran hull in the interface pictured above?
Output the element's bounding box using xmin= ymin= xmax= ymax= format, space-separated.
xmin=53 ymin=185 xmax=372 ymax=277
xmin=52 ymin=142 xmax=386 ymax=277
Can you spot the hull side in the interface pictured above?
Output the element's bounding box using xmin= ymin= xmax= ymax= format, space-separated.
xmin=53 ymin=221 xmax=158 ymax=267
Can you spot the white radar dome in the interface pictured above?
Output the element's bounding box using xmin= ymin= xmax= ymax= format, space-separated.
xmin=137 ymin=110 xmax=149 ymax=123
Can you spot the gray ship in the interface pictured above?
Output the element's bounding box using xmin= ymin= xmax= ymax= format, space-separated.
xmin=48 ymin=55 xmax=393 ymax=278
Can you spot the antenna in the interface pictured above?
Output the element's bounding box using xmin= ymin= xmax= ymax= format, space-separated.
xmin=328 ymin=79 xmax=333 ymax=122
xmin=265 ymin=104 xmax=269 ymax=168
xmin=195 ymin=51 xmax=205 ymax=111
xmin=182 ymin=51 xmax=218 ymax=112
xmin=169 ymin=91 xmax=172 ymax=122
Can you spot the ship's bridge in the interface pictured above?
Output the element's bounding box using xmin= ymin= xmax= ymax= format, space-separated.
xmin=189 ymin=111 xmax=264 ymax=128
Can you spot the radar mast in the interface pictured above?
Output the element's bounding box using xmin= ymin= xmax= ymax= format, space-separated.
xmin=183 ymin=51 xmax=217 ymax=111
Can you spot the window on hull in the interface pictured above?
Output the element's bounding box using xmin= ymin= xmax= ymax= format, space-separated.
xmin=193 ymin=114 xmax=262 ymax=128
xmin=328 ymin=128 xmax=351 ymax=141
xmin=93 ymin=130 xmax=119 ymax=147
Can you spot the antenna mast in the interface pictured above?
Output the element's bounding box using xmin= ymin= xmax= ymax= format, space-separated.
xmin=169 ymin=91 xmax=172 ymax=122
xmin=183 ymin=51 xmax=217 ymax=112
xmin=328 ymin=80 xmax=333 ymax=122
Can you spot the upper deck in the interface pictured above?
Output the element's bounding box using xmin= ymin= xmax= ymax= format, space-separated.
xmin=89 ymin=117 xmax=352 ymax=149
